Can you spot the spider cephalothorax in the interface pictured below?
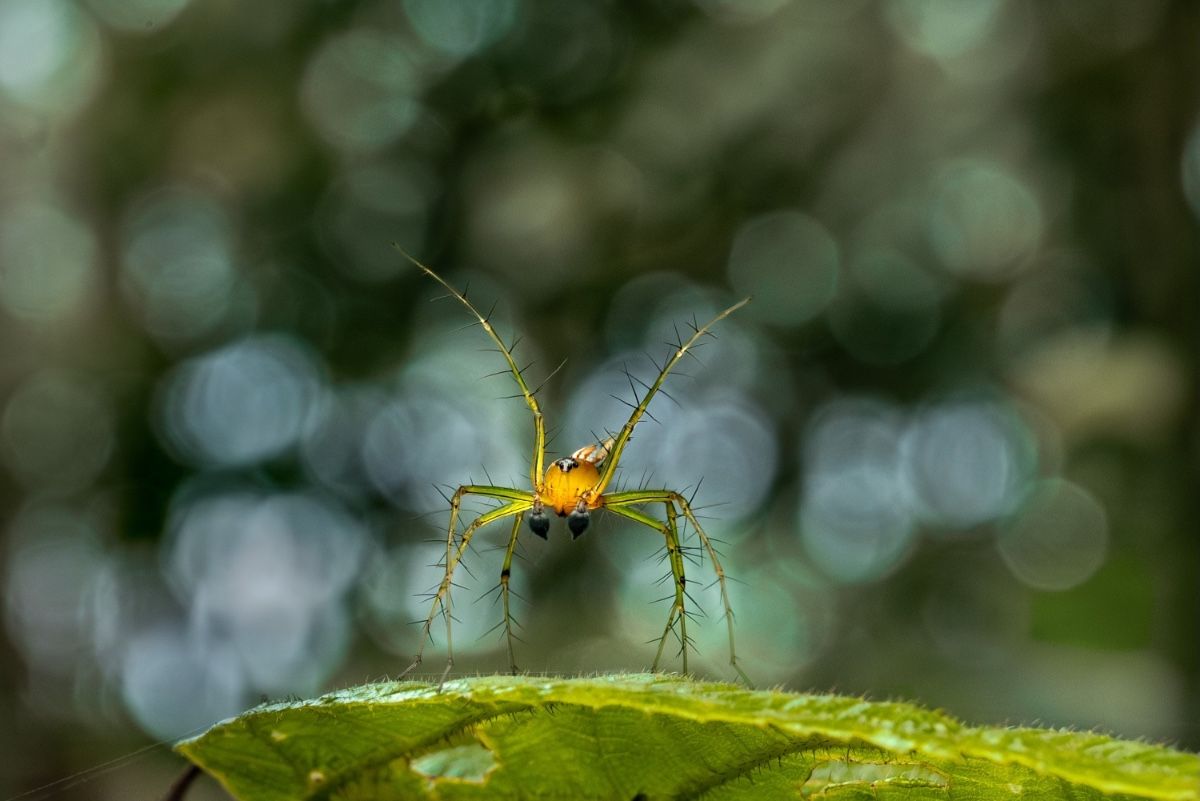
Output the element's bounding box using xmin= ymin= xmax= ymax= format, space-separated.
xmin=530 ymin=440 xmax=613 ymax=539
xmin=396 ymin=247 xmax=751 ymax=686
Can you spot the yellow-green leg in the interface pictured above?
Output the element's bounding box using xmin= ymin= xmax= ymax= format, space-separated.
xmin=498 ymin=512 xmax=524 ymax=673
xmin=606 ymin=502 xmax=690 ymax=675
xmin=400 ymin=486 xmax=532 ymax=686
xmin=396 ymin=248 xmax=551 ymax=490
xmin=605 ymin=490 xmax=752 ymax=685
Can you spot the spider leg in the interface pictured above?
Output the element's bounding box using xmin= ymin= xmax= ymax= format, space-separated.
xmin=588 ymin=296 xmax=749 ymax=498
xmin=400 ymin=486 xmax=532 ymax=688
xmin=605 ymin=489 xmax=752 ymax=686
xmin=396 ymin=248 xmax=549 ymax=489
xmin=499 ymin=511 xmax=524 ymax=674
xmin=605 ymin=503 xmax=690 ymax=675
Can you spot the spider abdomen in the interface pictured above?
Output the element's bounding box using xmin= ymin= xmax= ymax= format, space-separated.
xmin=540 ymin=457 xmax=602 ymax=515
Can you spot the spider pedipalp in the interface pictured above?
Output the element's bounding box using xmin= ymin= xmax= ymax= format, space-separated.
xmin=528 ymin=505 xmax=550 ymax=539
xmin=567 ymin=505 xmax=590 ymax=539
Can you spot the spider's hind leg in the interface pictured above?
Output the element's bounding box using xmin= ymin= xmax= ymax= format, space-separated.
xmin=399 ymin=485 xmax=532 ymax=687
xmin=498 ymin=511 xmax=524 ymax=674
xmin=606 ymin=502 xmax=691 ymax=675
xmin=605 ymin=489 xmax=752 ymax=686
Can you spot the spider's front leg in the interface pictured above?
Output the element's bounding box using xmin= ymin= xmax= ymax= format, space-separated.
xmin=605 ymin=502 xmax=692 ymax=675
xmin=399 ymin=485 xmax=532 ymax=687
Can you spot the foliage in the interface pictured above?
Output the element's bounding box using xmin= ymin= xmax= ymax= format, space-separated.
xmin=178 ymin=674 xmax=1200 ymax=801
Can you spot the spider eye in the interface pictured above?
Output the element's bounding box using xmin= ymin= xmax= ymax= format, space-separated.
xmin=567 ymin=509 xmax=590 ymax=539
xmin=529 ymin=510 xmax=550 ymax=539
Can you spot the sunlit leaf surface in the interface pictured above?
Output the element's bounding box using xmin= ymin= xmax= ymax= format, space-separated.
xmin=178 ymin=674 xmax=1199 ymax=801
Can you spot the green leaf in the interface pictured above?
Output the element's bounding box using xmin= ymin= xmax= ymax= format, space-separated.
xmin=177 ymin=673 xmax=1199 ymax=801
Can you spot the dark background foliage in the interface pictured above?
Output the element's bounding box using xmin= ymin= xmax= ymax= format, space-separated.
xmin=0 ymin=1 xmax=1197 ymax=798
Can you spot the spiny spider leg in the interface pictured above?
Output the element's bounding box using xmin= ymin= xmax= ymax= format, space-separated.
xmin=605 ymin=489 xmax=752 ymax=685
xmin=399 ymin=488 xmax=532 ymax=687
xmin=605 ymin=503 xmax=690 ymax=675
xmin=498 ymin=512 xmax=524 ymax=674
xmin=588 ymin=296 xmax=750 ymax=499
xmin=394 ymin=246 xmax=548 ymax=490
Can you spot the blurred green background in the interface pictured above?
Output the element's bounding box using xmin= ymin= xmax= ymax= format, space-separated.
xmin=1 ymin=0 xmax=1198 ymax=798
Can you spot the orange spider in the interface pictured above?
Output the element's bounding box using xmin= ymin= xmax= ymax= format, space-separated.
xmin=395 ymin=248 xmax=751 ymax=686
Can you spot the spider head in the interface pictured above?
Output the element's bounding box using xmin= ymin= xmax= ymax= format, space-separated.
xmin=567 ymin=508 xmax=590 ymax=539
xmin=528 ymin=509 xmax=550 ymax=539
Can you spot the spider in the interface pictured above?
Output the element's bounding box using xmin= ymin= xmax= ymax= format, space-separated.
xmin=395 ymin=249 xmax=752 ymax=686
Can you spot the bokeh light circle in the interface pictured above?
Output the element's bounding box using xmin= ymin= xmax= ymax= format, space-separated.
xmin=301 ymin=386 xmax=388 ymax=500
xmin=927 ymin=160 xmax=1042 ymax=282
xmin=403 ymin=0 xmax=519 ymax=58
xmin=158 ymin=335 xmax=325 ymax=468
xmin=998 ymin=478 xmax=1108 ymax=591
xmin=0 ymin=202 xmax=97 ymax=324
xmin=121 ymin=627 xmax=246 ymax=740
xmin=901 ymin=397 xmax=1037 ymax=530
xmin=0 ymin=370 xmax=114 ymax=494
xmin=848 ymin=247 xmax=944 ymax=313
xmin=119 ymin=186 xmax=245 ymax=343
xmin=799 ymin=398 xmax=916 ymax=583
xmin=1182 ymin=120 xmax=1200 ymax=223
xmin=0 ymin=0 xmax=104 ymax=116
xmin=361 ymin=325 xmax=529 ymax=512
xmin=300 ymin=28 xmax=425 ymax=154
xmin=165 ymin=490 xmax=368 ymax=698
xmin=727 ymin=210 xmax=840 ymax=326
xmin=495 ymin=2 xmax=625 ymax=104
xmin=4 ymin=505 xmax=102 ymax=671
xmin=656 ymin=393 xmax=778 ymax=520
xmin=886 ymin=0 xmax=1005 ymax=60
xmin=84 ymin=0 xmax=192 ymax=33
